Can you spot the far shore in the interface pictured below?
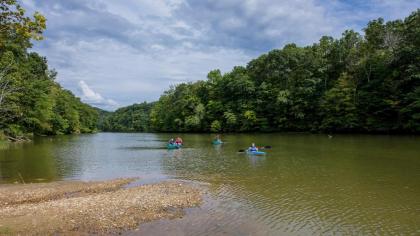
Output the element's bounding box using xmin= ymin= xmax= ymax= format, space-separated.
xmin=0 ymin=178 xmax=202 ymax=235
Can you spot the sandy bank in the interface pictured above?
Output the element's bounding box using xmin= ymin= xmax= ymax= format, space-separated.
xmin=0 ymin=178 xmax=135 ymax=206
xmin=0 ymin=179 xmax=202 ymax=235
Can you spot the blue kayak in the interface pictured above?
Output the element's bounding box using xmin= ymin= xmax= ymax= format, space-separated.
xmin=167 ymin=143 xmax=181 ymax=149
xmin=246 ymin=150 xmax=266 ymax=155
xmin=212 ymin=140 xmax=223 ymax=145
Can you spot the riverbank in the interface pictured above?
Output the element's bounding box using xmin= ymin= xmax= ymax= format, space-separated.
xmin=0 ymin=178 xmax=202 ymax=235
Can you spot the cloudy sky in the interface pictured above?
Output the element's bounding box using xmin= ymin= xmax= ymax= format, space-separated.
xmin=21 ymin=0 xmax=419 ymax=110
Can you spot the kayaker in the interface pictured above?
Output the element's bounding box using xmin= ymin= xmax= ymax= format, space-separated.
xmin=175 ymin=137 xmax=183 ymax=145
xmin=168 ymin=138 xmax=175 ymax=144
xmin=214 ymin=135 xmax=221 ymax=142
xmin=248 ymin=143 xmax=258 ymax=152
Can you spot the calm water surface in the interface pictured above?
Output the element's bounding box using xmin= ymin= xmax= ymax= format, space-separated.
xmin=1 ymin=133 xmax=419 ymax=235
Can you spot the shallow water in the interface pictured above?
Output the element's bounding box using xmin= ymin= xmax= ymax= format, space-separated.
xmin=1 ymin=133 xmax=419 ymax=235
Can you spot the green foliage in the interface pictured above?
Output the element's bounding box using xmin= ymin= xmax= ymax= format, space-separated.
xmin=210 ymin=120 xmax=221 ymax=133
xmin=0 ymin=0 xmax=46 ymax=50
xmin=241 ymin=110 xmax=257 ymax=131
xmin=400 ymin=87 xmax=420 ymax=131
xmin=147 ymin=10 xmax=420 ymax=134
xmin=223 ymin=111 xmax=237 ymax=131
xmin=3 ymin=124 xmax=24 ymax=137
xmin=0 ymin=1 xmax=98 ymax=139
xmin=185 ymin=115 xmax=200 ymax=130
xmin=320 ymin=73 xmax=358 ymax=131
xmin=98 ymin=102 xmax=154 ymax=132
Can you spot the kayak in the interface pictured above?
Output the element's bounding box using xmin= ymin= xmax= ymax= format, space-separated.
xmin=167 ymin=144 xmax=181 ymax=149
xmin=167 ymin=143 xmax=181 ymax=149
xmin=212 ymin=140 xmax=223 ymax=145
xmin=246 ymin=150 xmax=266 ymax=155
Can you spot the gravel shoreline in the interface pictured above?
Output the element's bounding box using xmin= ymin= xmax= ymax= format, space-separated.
xmin=0 ymin=179 xmax=202 ymax=235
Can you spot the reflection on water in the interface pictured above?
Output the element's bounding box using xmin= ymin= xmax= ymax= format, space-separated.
xmin=1 ymin=133 xmax=419 ymax=235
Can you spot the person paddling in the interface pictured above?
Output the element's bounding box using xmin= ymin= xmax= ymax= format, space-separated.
xmin=175 ymin=137 xmax=183 ymax=145
xmin=168 ymin=138 xmax=175 ymax=145
xmin=248 ymin=143 xmax=258 ymax=152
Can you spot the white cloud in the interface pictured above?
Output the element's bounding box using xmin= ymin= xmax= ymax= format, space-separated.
xmin=106 ymin=98 xmax=118 ymax=107
xmin=78 ymin=80 xmax=118 ymax=110
xmin=78 ymin=80 xmax=103 ymax=102
xmin=20 ymin=0 xmax=419 ymax=110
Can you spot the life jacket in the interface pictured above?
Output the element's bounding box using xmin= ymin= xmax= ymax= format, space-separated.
xmin=249 ymin=146 xmax=257 ymax=152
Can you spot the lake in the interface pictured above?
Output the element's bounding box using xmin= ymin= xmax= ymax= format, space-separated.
xmin=1 ymin=133 xmax=419 ymax=235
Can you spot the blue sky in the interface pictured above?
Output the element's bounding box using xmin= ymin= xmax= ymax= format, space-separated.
xmin=21 ymin=0 xmax=419 ymax=110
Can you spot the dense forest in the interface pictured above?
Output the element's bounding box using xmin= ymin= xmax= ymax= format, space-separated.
xmin=144 ymin=10 xmax=419 ymax=133
xmin=99 ymin=102 xmax=154 ymax=132
xmin=0 ymin=0 xmax=98 ymax=141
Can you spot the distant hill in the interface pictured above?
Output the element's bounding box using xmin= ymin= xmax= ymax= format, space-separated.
xmin=98 ymin=102 xmax=155 ymax=132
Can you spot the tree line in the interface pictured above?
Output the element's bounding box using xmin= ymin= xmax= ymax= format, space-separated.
xmin=0 ymin=0 xmax=98 ymax=141
xmin=2 ymin=0 xmax=419 ymax=137
xmin=99 ymin=102 xmax=154 ymax=132
xmin=106 ymin=10 xmax=419 ymax=134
